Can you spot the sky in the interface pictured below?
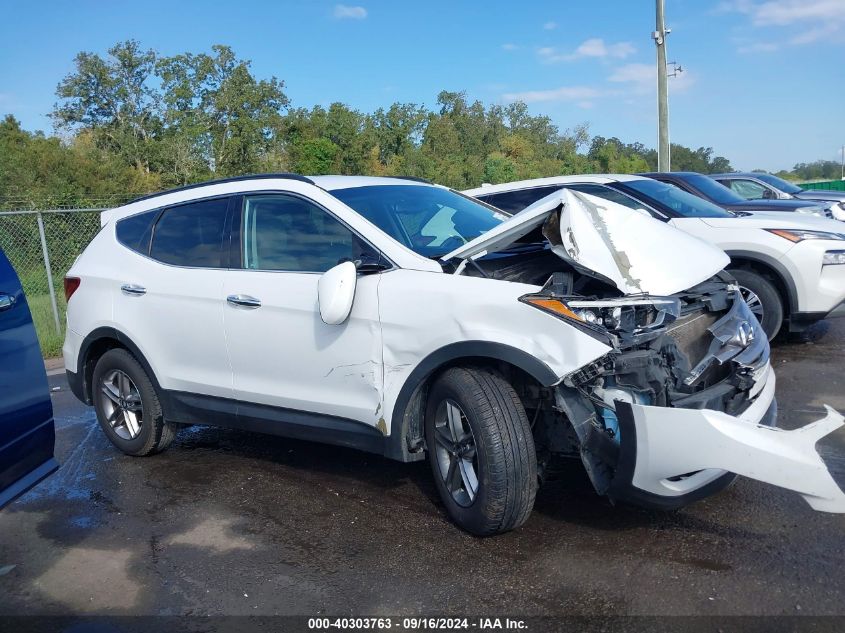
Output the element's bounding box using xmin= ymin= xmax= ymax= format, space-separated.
xmin=0 ymin=0 xmax=843 ymax=172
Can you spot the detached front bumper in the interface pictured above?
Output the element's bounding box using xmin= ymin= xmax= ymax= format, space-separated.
xmin=610 ymin=364 xmax=845 ymax=513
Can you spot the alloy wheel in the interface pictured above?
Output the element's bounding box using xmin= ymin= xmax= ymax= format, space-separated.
xmin=433 ymin=400 xmax=479 ymax=507
xmin=739 ymin=285 xmax=765 ymax=322
xmin=99 ymin=369 xmax=144 ymax=440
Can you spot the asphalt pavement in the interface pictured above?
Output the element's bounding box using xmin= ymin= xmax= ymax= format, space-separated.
xmin=1 ymin=320 xmax=844 ymax=619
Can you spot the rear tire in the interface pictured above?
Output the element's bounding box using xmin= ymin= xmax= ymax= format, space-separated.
xmin=92 ymin=348 xmax=176 ymax=456
xmin=424 ymin=367 xmax=536 ymax=536
xmin=729 ymin=268 xmax=784 ymax=340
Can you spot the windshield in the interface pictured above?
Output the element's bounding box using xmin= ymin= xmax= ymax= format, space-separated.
xmin=330 ymin=185 xmax=510 ymax=257
xmin=753 ymin=173 xmax=803 ymax=194
xmin=620 ymin=179 xmax=733 ymax=218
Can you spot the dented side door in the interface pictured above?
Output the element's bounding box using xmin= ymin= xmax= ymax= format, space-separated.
xmin=221 ymin=193 xmax=385 ymax=430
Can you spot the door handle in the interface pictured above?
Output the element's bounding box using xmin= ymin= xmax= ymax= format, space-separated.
xmin=227 ymin=294 xmax=261 ymax=309
xmin=0 ymin=293 xmax=14 ymax=312
xmin=121 ymin=284 xmax=147 ymax=296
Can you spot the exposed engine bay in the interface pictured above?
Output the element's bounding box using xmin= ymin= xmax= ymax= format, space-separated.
xmin=461 ymin=246 xmax=771 ymax=505
xmin=536 ymin=270 xmax=770 ymax=503
xmin=438 ymin=189 xmax=845 ymax=512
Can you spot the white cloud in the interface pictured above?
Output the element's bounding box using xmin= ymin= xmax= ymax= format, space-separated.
xmin=789 ymin=22 xmax=840 ymax=44
xmin=333 ymin=4 xmax=367 ymax=19
xmin=502 ymin=86 xmax=601 ymax=105
xmin=608 ymin=63 xmax=695 ymax=95
xmin=750 ymin=0 xmax=841 ymax=26
xmin=737 ymin=41 xmax=780 ymax=53
xmin=536 ymin=46 xmax=559 ymax=60
xmin=608 ymin=63 xmax=654 ymax=92
xmin=543 ymin=21 xmax=558 ymax=30
xmin=538 ymin=38 xmax=635 ymax=63
xmin=501 ymin=43 xmax=519 ymax=51
xmin=573 ymin=38 xmax=636 ymax=59
xmin=720 ymin=0 xmax=844 ymax=49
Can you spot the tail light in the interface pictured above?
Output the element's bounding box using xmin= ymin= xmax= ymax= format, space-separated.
xmin=64 ymin=277 xmax=81 ymax=302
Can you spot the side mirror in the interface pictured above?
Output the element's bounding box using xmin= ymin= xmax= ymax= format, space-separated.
xmin=318 ymin=261 xmax=357 ymax=325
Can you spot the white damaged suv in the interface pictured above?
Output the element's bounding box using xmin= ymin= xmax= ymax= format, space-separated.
xmin=63 ymin=175 xmax=845 ymax=535
xmin=466 ymin=175 xmax=845 ymax=341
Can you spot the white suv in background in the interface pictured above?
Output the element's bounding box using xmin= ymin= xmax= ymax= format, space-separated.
xmin=466 ymin=175 xmax=845 ymax=340
xmin=63 ymin=175 xmax=845 ymax=534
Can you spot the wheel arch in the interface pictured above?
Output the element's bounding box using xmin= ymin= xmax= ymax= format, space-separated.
xmin=75 ymin=327 xmax=163 ymax=406
xmin=725 ymin=250 xmax=798 ymax=316
xmin=385 ymin=341 xmax=557 ymax=462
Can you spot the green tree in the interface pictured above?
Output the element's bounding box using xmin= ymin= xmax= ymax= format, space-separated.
xmin=53 ymin=40 xmax=161 ymax=172
xmin=669 ymin=145 xmax=732 ymax=173
xmin=290 ymin=137 xmax=340 ymax=174
xmin=482 ymin=153 xmax=517 ymax=184
xmin=587 ymin=136 xmax=651 ymax=173
xmin=368 ymin=103 xmax=428 ymax=165
xmin=23 ymin=39 xmax=745 ymax=201
xmin=0 ymin=115 xmax=158 ymax=208
xmin=788 ymin=160 xmax=841 ymax=181
xmin=158 ymin=45 xmax=289 ymax=178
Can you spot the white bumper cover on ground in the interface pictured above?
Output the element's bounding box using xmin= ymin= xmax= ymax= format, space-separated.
xmin=629 ymin=368 xmax=845 ymax=512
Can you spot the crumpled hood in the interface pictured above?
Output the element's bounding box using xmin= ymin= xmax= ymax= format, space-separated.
xmin=446 ymin=189 xmax=729 ymax=296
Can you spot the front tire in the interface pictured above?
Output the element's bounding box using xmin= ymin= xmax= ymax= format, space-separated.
xmin=729 ymin=268 xmax=784 ymax=340
xmin=92 ymin=348 xmax=176 ymax=456
xmin=424 ymin=367 xmax=537 ymax=536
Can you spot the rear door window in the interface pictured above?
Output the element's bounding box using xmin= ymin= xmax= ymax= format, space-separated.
xmin=150 ymin=198 xmax=230 ymax=268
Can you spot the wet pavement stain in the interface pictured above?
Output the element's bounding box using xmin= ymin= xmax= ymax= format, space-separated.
xmin=0 ymin=320 xmax=844 ymax=616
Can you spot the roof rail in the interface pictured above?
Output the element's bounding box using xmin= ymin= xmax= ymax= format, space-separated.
xmin=129 ymin=173 xmax=314 ymax=204
xmin=381 ymin=175 xmax=432 ymax=184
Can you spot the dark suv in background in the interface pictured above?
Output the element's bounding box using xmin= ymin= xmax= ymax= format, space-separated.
xmin=712 ymin=172 xmax=845 ymax=220
xmin=642 ymin=172 xmax=832 ymax=218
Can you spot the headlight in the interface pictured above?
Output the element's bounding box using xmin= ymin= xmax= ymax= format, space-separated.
xmin=766 ymin=229 xmax=845 ymax=243
xmin=796 ymin=206 xmax=826 ymax=217
xmin=823 ymin=250 xmax=845 ymax=265
xmin=520 ymin=294 xmax=681 ymax=342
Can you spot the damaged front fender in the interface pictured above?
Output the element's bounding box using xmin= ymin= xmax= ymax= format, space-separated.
xmin=612 ymin=370 xmax=845 ymax=513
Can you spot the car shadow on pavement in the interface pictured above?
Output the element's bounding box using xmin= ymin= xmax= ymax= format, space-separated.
xmin=528 ymin=460 xmax=761 ymax=539
xmin=773 ymin=319 xmax=830 ymax=346
xmin=164 ymin=424 xmax=762 ymax=540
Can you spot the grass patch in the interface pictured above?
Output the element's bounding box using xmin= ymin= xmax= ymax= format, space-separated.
xmin=26 ymin=292 xmax=66 ymax=359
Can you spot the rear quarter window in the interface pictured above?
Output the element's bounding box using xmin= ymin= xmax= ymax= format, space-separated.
xmin=116 ymin=210 xmax=159 ymax=255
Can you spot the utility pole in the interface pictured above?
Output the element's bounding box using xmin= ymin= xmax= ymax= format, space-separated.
xmin=654 ymin=0 xmax=670 ymax=171
xmin=841 ymin=145 xmax=844 ymax=180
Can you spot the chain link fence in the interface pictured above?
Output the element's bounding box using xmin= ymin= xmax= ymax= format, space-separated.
xmin=0 ymin=208 xmax=107 ymax=358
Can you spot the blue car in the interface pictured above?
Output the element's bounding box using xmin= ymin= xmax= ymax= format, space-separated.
xmin=0 ymin=248 xmax=57 ymax=508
